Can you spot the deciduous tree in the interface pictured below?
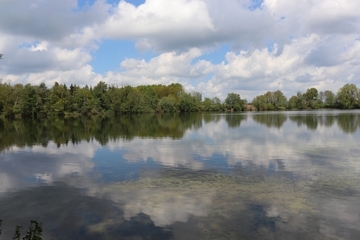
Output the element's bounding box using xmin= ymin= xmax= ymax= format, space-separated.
xmin=336 ymin=84 xmax=359 ymax=109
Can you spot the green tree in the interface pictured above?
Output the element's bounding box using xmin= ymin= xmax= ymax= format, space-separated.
xmin=34 ymin=83 xmax=50 ymax=115
xmin=252 ymin=95 xmax=267 ymax=111
xmin=336 ymin=84 xmax=359 ymax=109
xmin=11 ymin=84 xmax=25 ymax=116
xmin=203 ymin=97 xmax=212 ymax=111
xmin=107 ymin=86 xmax=124 ymax=115
xmin=212 ymin=97 xmax=222 ymax=111
xmin=178 ymin=93 xmax=196 ymax=112
xmin=49 ymin=82 xmax=70 ymax=115
xmin=225 ymin=93 xmax=244 ymax=111
xmin=73 ymin=86 xmax=94 ymax=114
xmin=20 ymin=84 xmax=37 ymax=117
xmin=252 ymin=90 xmax=287 ymax=111
xmin=323 ymin=90 xmax=335 ymax=108
xmin=273 ymin=90 xmax=288 ymax=110
xmin=93 ymin=81 xmax=109 ymax=112
xmin=0 ymin=80 xmax=16 ymax=116
xmin=157 ymin=97 xmax=176 ymax=112
xmin=177 ymin=91 xmax=202 ymax=112
xmin=141 ymin=86 xmax=158 ymax=111
xmin=296 ymin=91 xmax=306 ymax=109
xmin=304 ymin=87 xmax=319 ymax=109
xmin=287 ymin=95 xmax=298 ymax=109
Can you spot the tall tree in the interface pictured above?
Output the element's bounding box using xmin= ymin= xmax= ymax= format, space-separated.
xmin=225 ymin=93 xmax=244 ymax=111
xmin=288 ymin=95 xmax=298 ymax=109
xmin=336 ymin=84 xmax=359 ymax=109
xmin=49 ymin=82 xmax=70 ymax=115
xmin=93 ymin=81 xmax=109 ymax=111
xmin=323 ymin=90 xmax=335 ymax=108
xmin=273 ymin=90 xmax=288 ymax=110
xmin=252 ymin=90 xmax=287 ymax=110
xmin=304 ymin=87 xmax=319 ymax=108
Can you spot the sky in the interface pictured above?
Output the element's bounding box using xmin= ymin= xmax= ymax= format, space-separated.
xmin=0 ymin=0 xmax=360 ymax=101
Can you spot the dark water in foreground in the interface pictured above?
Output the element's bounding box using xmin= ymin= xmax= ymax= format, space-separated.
xmin=1 ymin=110 xmax=360 ymax=239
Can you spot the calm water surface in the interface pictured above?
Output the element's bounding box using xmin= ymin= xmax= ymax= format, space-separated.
xmin=1 ymin=110 xmax=360 ymax=239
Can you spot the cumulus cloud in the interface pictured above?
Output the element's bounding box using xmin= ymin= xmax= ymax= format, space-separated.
xmin=100 ymin=0 xmax=215 ymax=51
xmin=1 ymin=0 xmax=360 ymax=100
xmin=0 ymin=0 xmax=110 ymax=42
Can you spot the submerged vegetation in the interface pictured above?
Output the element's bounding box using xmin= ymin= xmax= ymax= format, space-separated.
xmin=1 ymin=80 xmax=360 ymax=119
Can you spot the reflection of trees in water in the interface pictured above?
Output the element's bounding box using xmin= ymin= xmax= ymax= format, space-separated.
xmin=318 ymin=115 xmax=335 ymax=127
xmin=0 ymin=113 xmax=209 ymax=151
xmin=2 ymin=112 xmax=360 ymax=151
xmin=289 ymin=114 xmax=360 ymax=133
xmin=289 ymin=115 xmax=319 ymax=130
xmin=252 ymin=114 xmax=287 ymax=128
xmin=337 ymin=114 xmax=360 ymax=134
xmin=203 ymin=113 xmax=221 ymax=124
xmin=224 ymin=114 xmax=247 ymax=128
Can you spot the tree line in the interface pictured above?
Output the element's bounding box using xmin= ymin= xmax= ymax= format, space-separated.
xmin=0 ymin=81 xmax=246 ymax=118
xmin=0 ymin=79 xmax=359 ymax=118
xmin=252 ymin=84 xmax=360 ymax=111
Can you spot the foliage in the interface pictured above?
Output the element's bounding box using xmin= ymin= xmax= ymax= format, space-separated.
xmin=1 ymin=80 xmax=360 ymax=117
xmin=252 ymin=84 xmax=360 ymax=111
xmin=323 ymin=90 xmax=336 ymax=108
xmin=335 ymin=84 xmax=359 ymax=109
xmin=202 ymin=97 xmax=222 ymax=111
xmin=252 ymin=90 xmax=287 ymax=110
xmin=304 ymin=88 xmax=320 ymax=109
xmin=157 ymin=97 xmax=176 ymax=112
xmin=0 ymin=220 xmax=42 ymax=240
xmin=0 ymin=82 xmax=227 ymax=118
xmin=177 ymin=91 xmax=202 ymax=112
xmin=225 ymin=93 xmax=245 ymax=111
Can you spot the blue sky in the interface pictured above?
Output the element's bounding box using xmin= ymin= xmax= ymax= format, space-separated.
xmin=0 ymin=0 xmax=360 ymax=100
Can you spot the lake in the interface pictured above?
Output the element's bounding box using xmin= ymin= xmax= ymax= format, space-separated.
xmin=0 ymin=110 xmax=360 ymax=239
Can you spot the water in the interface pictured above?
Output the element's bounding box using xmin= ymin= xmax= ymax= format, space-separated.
xmin=1 ymin=110 xmax=360 ymax=239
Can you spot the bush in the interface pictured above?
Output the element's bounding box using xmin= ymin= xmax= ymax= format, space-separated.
xmin=157 ymin=97 xmax=176 ymax=112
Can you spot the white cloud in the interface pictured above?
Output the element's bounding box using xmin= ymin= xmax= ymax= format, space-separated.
xmin=0 ymin=0 xmax=110 ymax=42
xmin=120 ymin=48 xmax=205 ymax=77
xmin=100 ymin=0 xmax=215 ymax=51
xmin=0 ymin=0 xmax=360 ymax=100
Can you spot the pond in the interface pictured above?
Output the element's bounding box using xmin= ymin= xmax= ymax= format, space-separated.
xmin=0 ymin=110 xmax=360 ymax=239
